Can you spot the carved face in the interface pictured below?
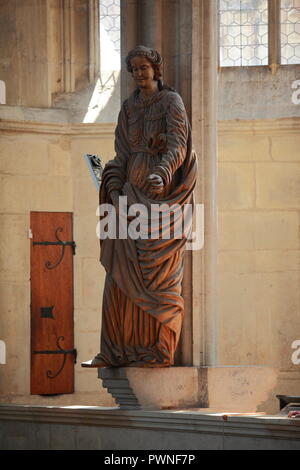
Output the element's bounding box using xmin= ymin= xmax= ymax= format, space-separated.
xmin=130 ymin=56 xmax=156 ymax=90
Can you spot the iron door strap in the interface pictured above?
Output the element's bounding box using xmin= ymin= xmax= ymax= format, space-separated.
xmin=33 ymin=336 xmax=77 ymax=379
xmin=33 ymin=227 xmax=76 ymax=270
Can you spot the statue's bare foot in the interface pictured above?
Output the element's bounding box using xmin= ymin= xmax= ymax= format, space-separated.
xmin=81 ymin=357 xmax=108 ymax=368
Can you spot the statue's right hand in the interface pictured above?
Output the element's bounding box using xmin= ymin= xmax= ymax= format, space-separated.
xmin=147 ymin=174 xmax=164 ymax=194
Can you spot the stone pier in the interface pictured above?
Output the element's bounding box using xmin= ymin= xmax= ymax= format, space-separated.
xmin=99 ymin=366 xmax=280 ymax=414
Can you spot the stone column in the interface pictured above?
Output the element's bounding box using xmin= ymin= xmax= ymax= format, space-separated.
xmin=120 ymin=0 xmax=139 ymax=99
xmin=138 ymin=0 xmax=163 ymax=53
xmin=120 ymin=0 xmax=218 ymax=367
xmin=120 ymin=0 xmax=192 ymax=113
xmin=191 ymin=0 xmax=219 ymax=366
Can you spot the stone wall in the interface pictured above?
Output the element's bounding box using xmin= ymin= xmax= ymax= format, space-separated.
xmin=218 ymin=66 xmax=300 ymax=120
xmin=0 ymin=0 xmax=51 ymax=107
xmin=70 ymin=124 xmax=113 ymax=404
xmin=0 ymin=114 xmax=299 ymax=406
xmin=0 ymin=0 xmax=95 ymax=108
xmin=0 ymin=116 xmax=115 ymax=406
xmin=218 ymin=117 xmax=300 ymax=397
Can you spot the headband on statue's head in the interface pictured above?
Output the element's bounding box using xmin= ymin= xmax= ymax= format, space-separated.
xmin=125 ymin=45 xmax=163 ymax=73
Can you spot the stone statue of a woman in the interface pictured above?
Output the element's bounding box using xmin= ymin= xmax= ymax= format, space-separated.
xmin=83 ymin=45 xmax=197 ymax=368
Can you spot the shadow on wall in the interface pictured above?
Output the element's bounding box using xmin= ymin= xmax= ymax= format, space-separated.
xmin=52 ymin=73 xmax=121 ymax=124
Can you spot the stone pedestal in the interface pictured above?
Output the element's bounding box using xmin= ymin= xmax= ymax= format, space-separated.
xmin=99 ymin=366 xmax=280 ymax=413
xmin=99 ymin=368 xmax=141 ymax=410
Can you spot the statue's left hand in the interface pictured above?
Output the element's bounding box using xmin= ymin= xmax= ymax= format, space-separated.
xmin=147 ymin=174 xmax=164 ymax=194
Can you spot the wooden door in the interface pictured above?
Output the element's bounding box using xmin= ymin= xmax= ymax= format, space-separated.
xmin=30 ymin=212 xmax=76 ymax=395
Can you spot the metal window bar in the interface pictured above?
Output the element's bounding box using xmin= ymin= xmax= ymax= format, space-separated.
xmin=269 ymin=0 xmax=281 ymax=73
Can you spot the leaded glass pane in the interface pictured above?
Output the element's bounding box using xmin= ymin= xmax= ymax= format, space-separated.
xmin=219 ymin=0 xmax=269 ymax=67
xmin=99 ymin=0 xmax=120 ymax=55
xmin=281 ymin=0 xmax=300 ymax=64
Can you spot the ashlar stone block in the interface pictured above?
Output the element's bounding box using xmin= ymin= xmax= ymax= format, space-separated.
xmin=271 ymin=135 xmax=300 ymax=162
xmin=218 ymin=163 xmax=255 ymax=209
xmin=0 ymin=214 xmax=29 ymax=282
xmin=48 ymin=138 xmax=71 ymax=176
xmin=256 ymin=163 xmax=300 ymax=209
xmin=218 ymin=134 xmax=270 ymax=162
xmin=0 ymin=135 xmax=48 ymax=176
xmin=219 ymin=211 xmax=299 ymax=250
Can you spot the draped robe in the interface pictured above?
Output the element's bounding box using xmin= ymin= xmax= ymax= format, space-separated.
xmin=96 ymin=88 xmax=197 ymax=367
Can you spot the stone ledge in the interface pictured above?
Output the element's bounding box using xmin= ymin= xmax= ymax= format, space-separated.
xmin=0 ymin=404 xmax=300 ymax=430
xmin=0 ymin=405 xmax=300 ymax=450
xmin=0 ymin=119 xmax=115 ymax=136
xmin=218 ymin=117 xmax=300 ymax=135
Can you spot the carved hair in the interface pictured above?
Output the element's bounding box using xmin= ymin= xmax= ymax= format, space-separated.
xmin=125 ymin=45 xmax=163 ymax=81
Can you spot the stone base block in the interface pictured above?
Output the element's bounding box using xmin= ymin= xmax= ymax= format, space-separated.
xmin=99 ymin=366 xmax=279 ymax=413
xmin=99 ymin=368 xmax=141 ymax=410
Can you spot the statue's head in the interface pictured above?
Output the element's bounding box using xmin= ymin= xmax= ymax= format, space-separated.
xmin=125 ymin=45 xmax=163 ymax=82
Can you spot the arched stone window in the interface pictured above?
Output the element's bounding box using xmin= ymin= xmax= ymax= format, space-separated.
xmin=83 ymin=0 xmax=121 ymax=122
xmin=98 ymin=0 xmax=121 ymax=117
